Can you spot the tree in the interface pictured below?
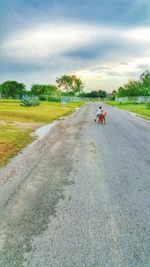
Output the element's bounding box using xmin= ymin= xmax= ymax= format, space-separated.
xmin=98 ymin=90 xmax=107 ymax=98
xmin=124 ymin=80 xmax=141 ymax=96
xmin=117 ymin=80 xmax=140 ymax=97
xmin=56 ymin=74 xmax=84 ymax=94
xmin=86 ymin=90 xmax=107 ymax=98
xmin=140 ymin=70 xmax=150 ymax=96
xmin=140 ymin=70 xmax=150 ymax=83
xmin=1 ymin=81 xmax=26 ymax=98
xmin=78 ymin=89 xmax=107 ymax=98
xmin=112 ymin=90 xmax=117 ymax=95
xmin=117 ymin=86 xmax=126 ymax=97
xmin=90 ymin=90 xmax=99 ymax=98
xmin=31 ymin=84 xmax=46 ymax=95
xmin=117 ymin=71 xmax=150 ymax=97
xmin=31 ymin=84 xmax=59 ymax=97
xmin=112 ymin=90 xmax=117 ymax=97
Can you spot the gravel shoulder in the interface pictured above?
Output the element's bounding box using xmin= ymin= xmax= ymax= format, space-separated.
xmin=0 ymin=103 xmax=150 ymax=267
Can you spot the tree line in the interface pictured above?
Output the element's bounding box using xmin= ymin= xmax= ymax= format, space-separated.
xmin=0 ymin=75 xmax=84 ymax=99
xmin=79 ymin=90 xmax=107 ymax=98
xmin=0 ymin=81 xmax=61 ymax=100
xmin=1 ymin=70 xmax=149 ymax=100
xmin=0 ymin=74 xmax=107 ymax=99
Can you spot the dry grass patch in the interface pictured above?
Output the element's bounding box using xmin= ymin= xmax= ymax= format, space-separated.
xmin=0 ymin=124 xmax=34 ymax=166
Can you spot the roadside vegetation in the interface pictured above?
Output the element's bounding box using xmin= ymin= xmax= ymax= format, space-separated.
xmin=108 ymin=70 xmax=150 ymax=100
xmin=0 ymin=124 xmax=34 ymax=167
xmin=0 ymin=100 xmax=84 ymax=166
xmin=105 ymin=101 xmax=150 ymax=119
xmin=0 ymin=74 xmax=86 ymax=166
xmin=106 ymin=70 xmax=150 ymax=119
xmin=116 ymin=71 xmax=150 ymax=97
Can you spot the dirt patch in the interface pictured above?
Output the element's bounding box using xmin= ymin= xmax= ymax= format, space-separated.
xmin=0 ymin=141 xmax=18 ymax=167
xmin=0 ymin=120 xmax=45 ymax=130
xmin=14 ymin=122 xmax=45 ymax=130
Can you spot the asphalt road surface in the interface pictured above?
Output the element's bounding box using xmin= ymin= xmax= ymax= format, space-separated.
xmin=0 ymin=103 xmax=150 ymax=267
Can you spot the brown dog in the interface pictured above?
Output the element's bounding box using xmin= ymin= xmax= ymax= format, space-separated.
xmin=98 ymin=112 xmax=106 ymax=124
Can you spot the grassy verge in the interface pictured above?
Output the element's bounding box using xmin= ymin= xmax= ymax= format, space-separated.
xmin=0 ymin=100 xmax=84 ymax=166
xmin=105 ymin=101 xmax=150 ymax=120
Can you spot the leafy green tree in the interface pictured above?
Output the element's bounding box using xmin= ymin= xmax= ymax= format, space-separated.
xmin=117 ymin=80 xmax=140 ymax=97
xmin=31 ymin=84 xmax=45 ymax=95
xmin=90 ymin=91 xmax=99 ymax=98
xmin=73 ymin=76 xmax=85 ymax=94
xmin=56 ymin=74 xmax=84 ymax=94
xmin=140 ymin=70 xmax=150 ymax=96
xmin=112 ymin=90 xmax=117 ymax=95
xmin=85 ymin=90 xmax=107 ymax=98
xmin=112 ymin=90 xmax=117 ymax=98
xmin=78 ymin=92 xmax=87 ymax=98
xmin=98 ymin=90 xmax=107 ymax=98
xmin=78 ymin=89 xmax=107 ymax=98
xmin=124 ymin=80 xmax=141 ymax=96
xmin=31 ymin=84 xmax=60 ymax=97
xmin=117 ymin=86 xmax=126 ymax=97
xmin=117 ymin=71 xmax=150 ymax=97
xmin=1 ymin=81 xmax=26 ymax=98
xmin=61 ymin=91 xmax=75 ymax=96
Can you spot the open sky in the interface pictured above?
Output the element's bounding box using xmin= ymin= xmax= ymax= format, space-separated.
xmin=0 ymin=0 xmax=150 ymax=91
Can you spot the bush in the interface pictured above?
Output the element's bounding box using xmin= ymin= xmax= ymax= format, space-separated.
xmin=39 ymin=94 xmax=47 ymax=101
xmin=47 ymin=97 xmax=61 ymax=102
xmin=21 ymin=97 xmax=40 ymax=106
xmin=39 ymin=95 xmax=61 ymax=102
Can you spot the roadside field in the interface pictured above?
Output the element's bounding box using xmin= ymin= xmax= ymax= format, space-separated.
xmin=105 ymin=101 xmax=150 ymax=120
xmin=0 ymin=100 xmax=84 ymax=166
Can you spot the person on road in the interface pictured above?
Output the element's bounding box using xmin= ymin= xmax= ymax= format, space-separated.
xmin=95 ymin=106 xmax=101 ymax=121
xmin=98 ymin=106 xmax=106 ymax=124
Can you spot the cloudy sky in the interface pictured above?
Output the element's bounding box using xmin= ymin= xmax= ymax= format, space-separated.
xmin=0 ymin=0 xmax=150 ymax=91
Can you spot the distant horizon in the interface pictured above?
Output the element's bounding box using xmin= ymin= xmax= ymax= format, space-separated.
xmin=0 ymin=0 xmax=150 ymax=92
xmin=0 ymin=69 xmax=146 ymax=93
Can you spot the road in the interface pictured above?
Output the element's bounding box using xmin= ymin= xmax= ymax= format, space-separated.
xmin=0 ymin=103 xmax=150 ymax=267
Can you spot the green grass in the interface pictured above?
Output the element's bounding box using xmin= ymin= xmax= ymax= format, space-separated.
xmin=0 ymin=100 xmax=84 ymax=123
xmin=0 ymin=100 xmax=84 ymax=166
xmin=105 ymin=101 xmax=150 ymax=120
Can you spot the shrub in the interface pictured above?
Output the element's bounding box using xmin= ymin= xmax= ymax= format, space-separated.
xmin=47 ymin=96 xmax=61 ymax=102
xmin=39 ymin=95 xmax=61 ymax=102
xmin=39 ymin=94 xmax=47 ymax=101
xmin=21 ymin=97 xmax=40 ymax=106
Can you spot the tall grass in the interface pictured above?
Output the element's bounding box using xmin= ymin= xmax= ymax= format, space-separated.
xmin=146 ymin=102 xmax=150 ymax=109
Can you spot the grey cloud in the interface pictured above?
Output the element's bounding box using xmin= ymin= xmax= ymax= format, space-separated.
xmin=135 ymin=64 xmax=150 ymax=69
xmin=0 ymin=0 xmax=150 ymax=88
xmin=105 ymin=70 xmax=142 ymax=78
